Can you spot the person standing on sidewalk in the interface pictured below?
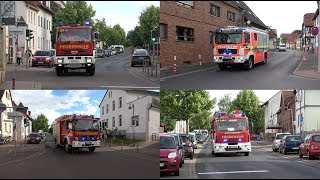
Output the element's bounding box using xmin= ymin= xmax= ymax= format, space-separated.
xmin=16 ymin=49 xmax=22 ymax=65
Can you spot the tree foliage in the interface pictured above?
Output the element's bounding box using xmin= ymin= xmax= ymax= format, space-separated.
xmin=160 ymin=90 xmax=216 ymax=133
xmin=230 ymin=90 xmax=264 ymax=134
xmin=127 ymin=26 xmax=144 ymax=47
xmin=160 ymin=115 xmax=175 ymax=132
xmin=292 ymin=30 xmax=302 ymax=35
xmin=217 ymin=94 xmax=233 ymax=113
xmin=138 ymin=5 xmax=160 ymax=45
xmin=32 ymin=114 xmax=50 ymax=133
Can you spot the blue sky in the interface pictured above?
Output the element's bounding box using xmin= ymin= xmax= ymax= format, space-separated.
xmin=87 ymin=1 xmax=160 ymax=34
xmin=11 ymin=90 xmax=106 ymax=125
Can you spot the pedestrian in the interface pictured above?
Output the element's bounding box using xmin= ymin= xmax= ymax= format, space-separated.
xmin=16 ymin=49 xmax=22 ymax=65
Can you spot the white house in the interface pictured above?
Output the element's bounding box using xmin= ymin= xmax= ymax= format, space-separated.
xmin=13 ymin=102 xmax=33 ymax=140
xmin=0 ymin=90 xmax=14 ymax=140
xmin=99 ymin=90 xmax=160 ymax=141
xmin=261 ymin=90 xmax=282 ymax=140
xmin=295 ymin=90 xmax=320 ymax=138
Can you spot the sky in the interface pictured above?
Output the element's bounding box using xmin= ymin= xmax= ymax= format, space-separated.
xmin=208 ymin=90 xmax=281 ymax=112
xmin=87 ymin=1 xmax=160 ymax=34
xmin=11 ymin=90 xmax=106 ymax=125
xmin=244 ymin=1 xmax=317 ymax=36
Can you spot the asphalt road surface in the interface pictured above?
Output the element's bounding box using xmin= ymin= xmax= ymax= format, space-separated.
xmin=4 ymin=49 xmax=159 ymax=89
xmin=195 ymin=142 xmax=320 ymax=179
xmin=0 ymin=135 xmax=158 ymax=179
xmin=161 ymin=50 xmax=320 ymax=89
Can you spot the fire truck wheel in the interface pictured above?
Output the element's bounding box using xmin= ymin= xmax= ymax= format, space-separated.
xmin=263 ymin=53 xmax=268 ymax=64
xmin=245 ymin=56 xmax=254 ymax=70
xmin=87 ymin=66 xmax=95 ymax=76
xmin=218 ymin=64 xmax=227 ymax=70
xmin=88 ymin=147 xmax=96 ymax=152
xmin=56 ymin=68 xmax=63 ymax=76
xmin=64 ymin=140 xmax=72 ymax=153
xmin=244 ymin=152 xmax=249 ymax=156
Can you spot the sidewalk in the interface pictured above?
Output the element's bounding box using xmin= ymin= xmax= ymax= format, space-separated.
xmin=292 ymin=51 xmax=320 ymax=79
xmin=128 ymin=64 xmax=160 ymax=84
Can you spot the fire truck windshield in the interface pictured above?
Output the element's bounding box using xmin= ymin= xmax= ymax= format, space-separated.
xmin=215 ymin=119 xmax=248 ymax=131
xmin=73 ymin=120 xmax=99 ymax=131
xmin=57 ymin=28 xmax=92 ymax=42
xmin=215 ymin=33 xmax=242 ymax=44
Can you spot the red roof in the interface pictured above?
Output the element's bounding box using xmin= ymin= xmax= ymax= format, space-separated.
xmin=304 ymin=13 xmax=315 ymax=27
xmin=288 ymin=33 xmax=299 ymax=43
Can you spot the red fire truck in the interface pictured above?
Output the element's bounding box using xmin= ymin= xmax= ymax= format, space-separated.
xmin=54 ymin=21 xmax=99 ymax=76
xmin=213 ymin=26 xmax=270 ymax=70
xmin=52 ymin=114 xmax=101 ymax=153
xmin=210 ymin=110 xmax=251 ymax=156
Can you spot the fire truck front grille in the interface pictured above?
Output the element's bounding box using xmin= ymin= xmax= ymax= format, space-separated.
xmin=218 ymin=49 xmax=237 ymax=54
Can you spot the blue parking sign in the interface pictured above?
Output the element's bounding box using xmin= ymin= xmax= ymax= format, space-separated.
xmin=300 ymin=116 xmax=304 ymax=125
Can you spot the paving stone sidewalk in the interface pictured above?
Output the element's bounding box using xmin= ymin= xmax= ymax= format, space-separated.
xmin=293 ymin=51 xmax=320 ymax=79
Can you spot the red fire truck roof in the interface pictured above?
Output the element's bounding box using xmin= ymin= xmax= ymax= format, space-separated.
xmin=57 ymin=25 xmax=92 ymax=29
xmin=53 ymin=114 xmax=97 ymax=124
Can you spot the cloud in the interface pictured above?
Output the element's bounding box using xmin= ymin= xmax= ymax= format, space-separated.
xmin=11 ymin=90 xmax=100 ymax=125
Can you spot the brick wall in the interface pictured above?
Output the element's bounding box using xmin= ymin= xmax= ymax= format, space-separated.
xmin=160 ymin=1 xmax=242 ymax=68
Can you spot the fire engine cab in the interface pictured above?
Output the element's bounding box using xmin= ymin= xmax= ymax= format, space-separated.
xmin=52 ymin=114 xmax=101 ymax=153
xmin=213 ymin=26 xmax=270 ymax=70
xmin=210 ymin=110 xmax=251 ymax=156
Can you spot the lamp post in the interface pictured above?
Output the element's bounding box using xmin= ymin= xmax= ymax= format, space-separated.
xmin=0 ymin=101 xmax=23 ymax=156
xmin=128 ymin=103 xmax=135 ymax=146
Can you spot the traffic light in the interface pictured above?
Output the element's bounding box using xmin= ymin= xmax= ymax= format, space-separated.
xmin=24 ymin=119 xmax=27 ymax=127
xmin=152 ymin=37 xmax=156 ymax=42
xmin=29 ymin=29 xmax=34 ymax=40
xmin=26 ymin=29 xmax=34 ymax=41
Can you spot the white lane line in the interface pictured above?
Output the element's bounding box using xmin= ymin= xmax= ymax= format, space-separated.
xmin=100 ymin=86 xmax=159 ymax=89
xmin=198 ymin=170 xmax=270 ymax=175
xmin=160 ymin=66 xmax=219 ymax=81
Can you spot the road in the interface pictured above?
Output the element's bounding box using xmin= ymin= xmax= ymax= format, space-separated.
xmin=161 ymin=141 xmax=320 ymax=179
xmin=2 ymin=49 xmax=159 ymax=89
xmin=160 ymin=49 xmax=320 ymax=89
xmin=0 ymin=135 xmax=158 ymax=179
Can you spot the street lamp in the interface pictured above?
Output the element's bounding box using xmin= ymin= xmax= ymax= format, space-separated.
xmin=128 ymin=103 xmax=135 ymax=146
xmin=0 ymin=101 xmax=23 ymax=156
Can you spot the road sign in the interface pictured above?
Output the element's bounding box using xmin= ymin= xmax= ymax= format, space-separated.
xmin=16 ymin=16 xmax=27 ymax=27
xmin=300 ymin=115 xmax=304 ymax=125
xmin=311 ymin=26 xmax=319 ymax=36
xmin=1 ymin=1 xmax=16 ymax=25
xmin=9 ymin=26 xmax=25 ymax=32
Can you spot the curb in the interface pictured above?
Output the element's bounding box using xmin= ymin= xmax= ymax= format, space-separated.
xmin=292 ymin=59 xmax=320 ymax=80
xmin=0 ymin=147 xmax=45 ymax=167
xmin=126 ymin=63 xmax=160 ymax=84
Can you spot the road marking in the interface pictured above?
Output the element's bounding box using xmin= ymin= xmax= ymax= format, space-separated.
xmin=100 ymin=86 xmax=159 ymax=89
xmin=198 ymin=170 xmax=270 ymax=175
xmin=160 ymin=66 xmax=219 ymax=81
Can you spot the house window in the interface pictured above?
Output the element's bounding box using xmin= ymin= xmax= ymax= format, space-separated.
xmin=38 ymin=16 xmax=40 ymax=26
xmin=209 ymin=31 xmax=215 ymax=44
xmin=106 ymin=104 xmax=108 ymax=113
xmin=102 ymin=106 xmax=104 ymax=115
xmin=112 ymin=117 xmax=115 ymax=127
xmin=41 ymin=17 xmax=43 ymax=27
xmin=119 ymin=115 xmax=122 ymax=126
xmin=38 ymin=37 xmax=40 ymax=48
xmin=254 ymin=33 xmax=257 ymax=41
xmin=119 ymin=97 xmax=122 ymax=108
xmin=34 ymin=13 xmax=35 ymax=25
xmin=49 ymin=21 xmax=51 ymax=31
xmin=177 ymin=1 xmax=194 ymax=7
xmin=5 ymin=123 xmax=7 ymax=132
xmin=210 ymin=4 xmax=220 ymax=17
xmin=160 ymin=23 xmax=168 ymax=39
xmin=112 ymin=101 xmax=115 ymax=111
xmin=9 ymin=124 xmax=11 ymax=133
xmin=176 ymin=26 xmax=194 ymax=41
xmin=227 ymin=11 xmax=235 ymax=22
xmin=47 ymin=20 xmax=49 ymax=30
xmin=136 ymin=118 xmax=139 ymax=126
xmin=44 ymin=18 xmax=46 ymax=29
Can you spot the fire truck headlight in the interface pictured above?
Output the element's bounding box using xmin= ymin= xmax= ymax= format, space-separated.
xmin=239 ymin=56 xmax=244 ymax=61
xmin=86 ymin=58 xmax=92 ymax=63
xmin=57 ymin=59 xmax=63 ymax=63
xmin=74 ymin=141 xmax=80 ymax=145
xmin=215 ymin=146 xmax=219 ymax=151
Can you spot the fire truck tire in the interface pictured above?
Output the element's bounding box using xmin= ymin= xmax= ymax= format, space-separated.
xmin=218 ymin=64 xmax=227 ymax=70
xmin=56 ymin=68 xmax=63 ymax=76
xmin=244 ymin=152 xmax=249 ymax=156
xmin=263 ymin=53 xmax=268 ymax=64
xmin=87 ymin=66 xmax=95 ymax=76
xmin=64 ymin=140 xmax=72 ymax=153
xmin=88 ymin=147 xmax=95 ymax=152
xmin=245 ymin=56 xmax=254 ymax=70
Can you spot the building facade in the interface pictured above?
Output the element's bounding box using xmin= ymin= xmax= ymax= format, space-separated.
xmin=302 ymin=13 xmax=315 ymax=52
xmin=14 ymin=102 xmax=33 ymax=140
xmin=295 ymin=90 xmax=320 ymax=138
xmin=160 ymin=1 xmax=268 ymax=68
xmin=276 ymin=91 xmax=296 ymax=134
xmin=99 ymin=90 xmax=160 ymax=141
xmin=0 ymin=90 xmax=14 ymax=140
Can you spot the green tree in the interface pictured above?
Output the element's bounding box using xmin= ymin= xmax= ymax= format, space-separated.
xmin=189 ymin=110 xmax=212 ymax=131
xmin=161 ymin=90 xmax=215 ymax=133
xmin=52 ymin=1 xmax=96 ymax=47
xmin=127 ymin=26 xmax=144 ymax=47
xmin=230 ymin=90 xmax=264 ymax=134
xmin=48 ymin=126 xmax=53 ymax=134
xmin=32 ymin=114 xmax=50 ymax=133
xmin=160 ymin=115 xmax=175 ymax=132
xmin=217 ymin=94 xmax=233 ymax=113
xmin=292 ymin=30 xmax=302 ymax=35
xmin=138 ymin=5 xmax=160 ymax=45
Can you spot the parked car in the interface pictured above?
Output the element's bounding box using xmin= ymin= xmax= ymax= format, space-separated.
xmin=179 ymin=134 xmax=194 ymax=159
xmin=279 ymin=44 xmax=286 ymax=52
xmin=27 ymin=133 xmax=41 ymax=144
xmin=279 ymin=135 xmax=302 ymax=154
xmin=164 ymin=133 xmax=185 ymax=167
xmin=131 ymin=49 xmax=151 ymax=67
xmin=160 ymin=134 xmax=181 ymax=176
xmin=188 ymin=132 xmax=197 ymax=149
xmin=272 ymin=133 xmax=291 ymax=152
xmin=95 ymin=48 xmax=105 ymax=58
xmin=105 ymin=49 xmax=113 ymax=57
xmin=299 ymin=134 xmax=320 ymax=159
xmin=196 ymin=133 xmax=204 ymax=144
xmin=32 ymin=49 xmax=55 ymax=68
xmin=39 ymin=133 xmax=46 ymax=139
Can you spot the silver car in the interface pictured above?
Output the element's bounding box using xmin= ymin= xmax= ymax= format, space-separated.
xmin=272 ymin=133 xmax=291 ymax=152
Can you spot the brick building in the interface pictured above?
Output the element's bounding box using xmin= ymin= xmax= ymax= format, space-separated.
xmin=302 ymin=13 xmax=315 ymax=52
xmin=160 ymin=1 xmax=268 ymax=68
xmin=276 ymin=91 xmax=296 ymax=134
